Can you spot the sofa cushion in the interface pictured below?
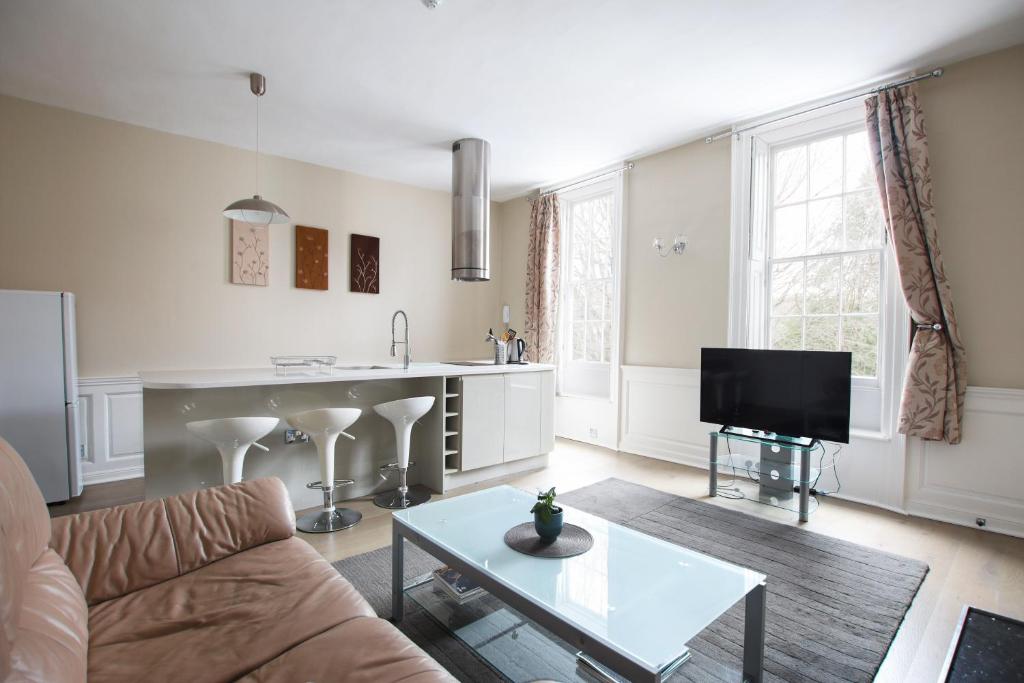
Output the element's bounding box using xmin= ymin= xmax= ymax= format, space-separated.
xmin=237 ymin=616 xmax=455 ymax=683
xmin=0 ymin=437 xmax=55 ymax=681
xmin=5 ymin=549 xmax=88 ymax=683
xmin=86 ymin=536 xmax=376 ymax=683
xmin=50 ymin=477 xmax=295 ymax=606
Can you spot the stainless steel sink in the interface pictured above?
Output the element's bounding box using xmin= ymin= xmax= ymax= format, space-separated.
xmin=442 ymin=361 xmax=496 ymax=366
xmin=335 ymin=365 xmax=393 ymax=370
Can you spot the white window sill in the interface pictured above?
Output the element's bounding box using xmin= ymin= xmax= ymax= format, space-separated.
xmin=848 ymin=428 xmax=892 ymax=442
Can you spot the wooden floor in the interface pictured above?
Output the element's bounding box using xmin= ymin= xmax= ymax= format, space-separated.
xmin=58 ymin=438 xmax=1024 ymax=682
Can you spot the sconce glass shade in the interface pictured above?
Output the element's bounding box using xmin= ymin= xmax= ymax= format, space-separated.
xmin=223 ymin=195 xmax=290 ymax=226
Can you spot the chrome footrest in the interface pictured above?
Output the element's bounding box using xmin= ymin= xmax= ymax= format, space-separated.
xmin=305 ymin=479 xmax=355 ymax=490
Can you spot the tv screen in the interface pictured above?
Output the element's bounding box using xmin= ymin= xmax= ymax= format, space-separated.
xmin=700 ymin=348 xmax=852 ymax=443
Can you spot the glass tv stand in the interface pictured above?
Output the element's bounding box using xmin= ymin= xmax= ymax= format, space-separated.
xmin=709 ymin=429 xmax=830 ymax=522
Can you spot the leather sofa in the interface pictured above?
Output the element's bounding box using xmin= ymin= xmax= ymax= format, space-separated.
xmin=0 ymin=437 xmax=454 ymax=683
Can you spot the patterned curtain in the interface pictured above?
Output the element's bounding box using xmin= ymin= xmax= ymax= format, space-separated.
xmin=865 ymin=85 xmax=967 ymax=444
xmin=524 ymin=194 xmax=561 ymax=364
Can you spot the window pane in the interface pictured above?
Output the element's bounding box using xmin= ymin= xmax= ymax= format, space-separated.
xmin=603 ymin=281 xmax=613 ymax=321
xmin=809 ymin=136 xmax=843 ymax=198
xmin=571 ymin=238 xmax=587 ymax=281
xmin=771 ymin=262 xmax=803 ymax=315
xmin=805 ymin=257 xmax=840 ymax=314
xmin=586 ymin=282 xmax=603 ymax=321
xmin=845 ymin=131 xmax=874 ymax=190
xmin=805 ymin=316 xmax=840 ymax=351
xmin=572 ymin=284 xmax=585 ymax=320
xmin=807 ymin=197 xmax=843 ymax=254
xmin=585 ymin=322 xmax=602 ymax=361
xmin=602 ymin=321 xmax=612 ymax=362
xmin=842 ymin=315 xmax=878 ymax=377
xmin=774 ymin=146 xmax=807 ymax=204
xmin=771 ymin=317 xmax=802 ymax=350
xmin=773 ymin=204 xmax=806 ymax=257
xmin=845 ymin=190 xmax=884 ymax=250
xmin=572 ymin=322 xmax=585 ymax=360
xmin=842 ymin=253 xmax=880 ymax=313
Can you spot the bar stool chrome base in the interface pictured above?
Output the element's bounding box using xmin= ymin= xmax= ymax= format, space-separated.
xmin=299 ymin=478 xmax=361 ymax=533
xmin=296 ymin=507 xmax=363 ymax=533
xmin=373 ymin=486 xmax=431 ymax=509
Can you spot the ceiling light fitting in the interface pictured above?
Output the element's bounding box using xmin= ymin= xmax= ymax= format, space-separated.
xmin=223 ymin=72 xmax=290 ymax=228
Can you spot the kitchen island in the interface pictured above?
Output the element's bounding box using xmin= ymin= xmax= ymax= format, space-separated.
xmin=140 ymin=362 xmax=555 ymax=510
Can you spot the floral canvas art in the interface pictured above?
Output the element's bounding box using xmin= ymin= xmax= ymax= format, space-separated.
xmin=231 ymin=220 xmax=269 ymax=286
xmin=296 ymin=226 xmax=329 ymax=290
xmin=350 ymin=233 xmax=380 ymax=294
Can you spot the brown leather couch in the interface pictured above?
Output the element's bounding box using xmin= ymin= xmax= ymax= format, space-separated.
xmin=0 ymin=437 xmax=455 ymax=683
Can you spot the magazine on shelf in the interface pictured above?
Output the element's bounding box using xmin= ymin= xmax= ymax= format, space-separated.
xmin=432 ymin=566 xmax=484 ymax=603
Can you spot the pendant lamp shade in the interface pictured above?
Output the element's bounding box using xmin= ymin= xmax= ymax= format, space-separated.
xmin=223 ymin=195 xmax=290 ymax=225
xmin=224 ymin=73 xmax=289 ymax=228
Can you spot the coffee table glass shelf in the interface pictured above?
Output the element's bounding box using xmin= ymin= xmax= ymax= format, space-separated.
xmin=392 ymin=485 xmax=768 ymax=683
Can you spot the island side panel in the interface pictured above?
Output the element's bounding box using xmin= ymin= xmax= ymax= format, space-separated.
xmin=143 ymin=376 xmax=444 ymax=510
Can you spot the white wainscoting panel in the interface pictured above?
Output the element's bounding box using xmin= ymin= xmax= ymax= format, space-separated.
xmin=906 ymin=387 xmax=1024 ymax=538
xmin=618 ymin=366 xmax=712 ymax=469
xmin=618 ymin=365 xmax=908 ymax=512
xmin=78 ymin=376 xmax=144 ymax=483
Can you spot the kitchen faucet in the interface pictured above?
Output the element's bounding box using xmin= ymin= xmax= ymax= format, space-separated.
xmin=391 ymin=310 xmax=410 ymax=370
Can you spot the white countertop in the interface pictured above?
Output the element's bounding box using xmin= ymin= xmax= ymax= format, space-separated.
xmin=139 ymin=361 xmax=555 ymax=390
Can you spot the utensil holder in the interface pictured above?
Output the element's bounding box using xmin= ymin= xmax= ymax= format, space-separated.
xmin=494 ymin=340 xmax=508 ymax=365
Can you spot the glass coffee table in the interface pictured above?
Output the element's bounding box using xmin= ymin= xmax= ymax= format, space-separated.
xmin=391 ymin=485 xmax=767 ymax=683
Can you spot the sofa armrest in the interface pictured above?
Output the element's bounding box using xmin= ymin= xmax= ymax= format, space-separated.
xmin=50 ymin=477 xmax=295 ymax=605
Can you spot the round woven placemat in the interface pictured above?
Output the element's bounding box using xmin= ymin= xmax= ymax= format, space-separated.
xmin=503 ymin=522 xmax=594 ymax=558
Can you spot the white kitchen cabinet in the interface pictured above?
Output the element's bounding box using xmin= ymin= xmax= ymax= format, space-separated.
xmin=504 ymin=372 xmax=555 ymax=462
xmin=460 ymin=374 xmax=505 ymax=471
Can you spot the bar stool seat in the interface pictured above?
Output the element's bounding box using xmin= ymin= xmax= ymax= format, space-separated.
xmin=186 ymin=416 xmax=279 ymax=485
xmin=286 ymin=408 xmax=362 ymax=533
xmin=373 ymin=396 xmax=435 ymax=509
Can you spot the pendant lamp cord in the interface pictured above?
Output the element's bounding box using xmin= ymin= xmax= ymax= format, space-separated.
xmin=255 ymin=91 xmax=260 ymax=196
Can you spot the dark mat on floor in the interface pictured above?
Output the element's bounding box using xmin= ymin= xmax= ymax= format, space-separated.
xmin=332 ymin=477 xmax=928 ymax=682
xmin=944 ymin=607 xmax=1024 ymax=682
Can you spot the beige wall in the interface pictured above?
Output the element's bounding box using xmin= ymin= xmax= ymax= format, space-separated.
xmin=496 ymin=44 xmax=1024 ymax=389
xmin=497 ymin=197 xmax=531 ymax=336
xmin=0 ymin=95 xmax=503 ymax=377
xmin=917 ymin=45 xmax=1024 ymax=389
xmin=621 ymin=139 xmax=732 ymax=366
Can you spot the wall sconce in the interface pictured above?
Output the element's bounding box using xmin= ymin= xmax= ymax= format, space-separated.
xmin=653 ymin=235 xmax=688 ymax=257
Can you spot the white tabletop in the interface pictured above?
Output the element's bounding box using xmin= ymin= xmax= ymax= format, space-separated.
xmin=139 ymin=361 xmax=554 ymax=389
xmin=394 ymin=485 xmax=766 ymax=673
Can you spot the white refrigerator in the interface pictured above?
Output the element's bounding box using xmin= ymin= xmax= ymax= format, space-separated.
xmin=0 ymin=290 xmax=83 ymax=502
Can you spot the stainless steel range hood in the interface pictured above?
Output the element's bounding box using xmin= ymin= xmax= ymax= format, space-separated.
xmin=451 ymin=138 xmax=490 ymax=281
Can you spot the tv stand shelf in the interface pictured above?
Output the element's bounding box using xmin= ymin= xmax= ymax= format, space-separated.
xmin=708 ymin=430 xmax=830 ymax=522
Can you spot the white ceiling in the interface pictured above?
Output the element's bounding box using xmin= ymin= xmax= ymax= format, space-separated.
xmin=1 ymin=1 xmax=1022 ymax=201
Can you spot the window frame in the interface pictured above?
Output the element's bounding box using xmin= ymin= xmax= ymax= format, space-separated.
xmin=555 ymin=176 xmax=624 ymax=401
xmin=764 ymin=123 xmax=888 ymax=383
xmin=727 ymin=101 xmax=909 ymax=438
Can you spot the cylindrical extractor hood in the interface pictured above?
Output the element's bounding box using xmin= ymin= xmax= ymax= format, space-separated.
xmin=451 ymin=138 xmax=491 ymax=281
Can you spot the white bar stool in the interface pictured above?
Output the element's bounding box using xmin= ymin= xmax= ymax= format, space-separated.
xmin=286 ymin=408 xmax=362 ymax=533
xmin=186 ymin=417 xmax=279 ymax=485
xmin=373 ymin=396 xmax=435 ymax=509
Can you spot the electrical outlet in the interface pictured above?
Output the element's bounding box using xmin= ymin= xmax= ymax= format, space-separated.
xmin=285 ymin=429 xmax=309 ymax=444
xmin=588 ymin=427 xmax=599 ymax=439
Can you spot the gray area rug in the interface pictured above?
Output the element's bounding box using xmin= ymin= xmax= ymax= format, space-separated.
xmin=332 ymin=478 xmax=928 ymax=682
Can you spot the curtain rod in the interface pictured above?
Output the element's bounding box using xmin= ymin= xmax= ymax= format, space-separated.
xmin=704 ymin=68 xmax=944 ymax=144
xmin=527 ymin=163 xmax=635 ymax=201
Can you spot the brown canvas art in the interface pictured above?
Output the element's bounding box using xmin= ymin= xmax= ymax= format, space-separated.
xmin=350 ymin=234 xmax=380 ymax=294
xmin=295 ymin=225 xmax=328 ymax=290
xmin=230 ymin=220 xmax=269 ymax=286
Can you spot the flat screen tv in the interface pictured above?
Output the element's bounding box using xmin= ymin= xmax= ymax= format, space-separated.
xmin=700 ymin=348 xmax=852 ymax=443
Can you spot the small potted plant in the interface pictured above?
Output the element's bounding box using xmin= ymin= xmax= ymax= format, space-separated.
xmin=531 ymin=487 xmax=563 ymax=541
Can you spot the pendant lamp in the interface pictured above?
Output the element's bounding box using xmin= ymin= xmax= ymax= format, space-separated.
xmin=223 ymin=73 xmax=290 ymax=227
